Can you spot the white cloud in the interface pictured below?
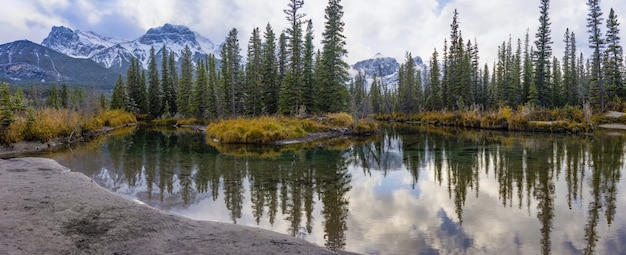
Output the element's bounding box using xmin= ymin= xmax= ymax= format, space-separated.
xmin=0 ymin=0 xmax=624 ymax=66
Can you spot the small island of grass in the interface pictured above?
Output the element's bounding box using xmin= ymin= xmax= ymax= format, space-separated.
xmin=205 ymin=113 xmax=378 ymax=145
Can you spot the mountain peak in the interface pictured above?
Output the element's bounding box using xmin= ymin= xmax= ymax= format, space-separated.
xmin=145 ymin=24 xmax=193 ymax=36
xmin=139 ymin=23 xmax=197 ymax=46
xmin=372 ymin=53 xmax=387 ymax=59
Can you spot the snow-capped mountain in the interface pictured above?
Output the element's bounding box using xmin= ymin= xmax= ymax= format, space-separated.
xmin=41 ymin=26 xmax=126 ymax=59
xmin=42 ymin=23 xmax=221 ymax=72
xmin=0 ymin=40 xmax=119 ymax=86
xmin=351 ymin=53 xmax=424 ymax=90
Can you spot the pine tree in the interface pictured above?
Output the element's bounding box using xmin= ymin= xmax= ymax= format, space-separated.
xmin=110 ymin=74 xmax=127 ymax=109
xmin=370 ymin=73 xmax=382 ymax=114
xmin=533 ymin=0 xmax=553 ymax=107
xmin=61 ymin=84 xmax=69 ymax=108
xmin=521 ymin=30 xmax=533 ymax=104
xmin=261 ymin=24 xmax=279 ymax=115
xmin=221 ymin=28 xmax=242 ymax=118
xmin=246 ymin=27 xmax=263 ymax=116
xmin=279 ymin=0 xmax=306 ymax=115
xmin=563 ymin=29 xmax=580 ymax=105
xmin=552 ymin=56 xmax=563 ymax=106
xmin=178 ymin=45 xmax=194 ymax=117
xmin=587 ymin=0 xmax=605 ymax=110
xmin=317 ymin=0 xmax=350 ymax=113
xmin=302 ymin=19 xmax=316 ymax=113
xmin=206 ymin=54 xmax=219 ymax=119
xmin=148 ymin=46 xmax=163 ymax=118
xmin=161 ymin=46 xmax=172 ymax=116
xmin=604 ymin=8 xmax=623 ymax=98
xmin=168 ymin=51 xmax=178 ymax=115
xmin=193 ymin=59 xmax=209 ymax=118
xmin=428 ymin=49 xmax=442 ymax=111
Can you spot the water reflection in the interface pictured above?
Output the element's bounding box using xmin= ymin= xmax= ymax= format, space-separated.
xmin=44 ymin=125 xmax=626 ymax=254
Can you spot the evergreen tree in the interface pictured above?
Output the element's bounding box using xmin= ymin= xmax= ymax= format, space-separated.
xmin=552 ymin=56 xmax=563 ymax=106
xmin=61 ymin=84 xmax=69 ymax=109
xmin=126 ymin=58 xmax=146 ymax=113
xmin=279 ymin=0 xmax=306 ymax=115
xmin=587 ymin=0 xmax=605 ymax=110
xmin=302 ymin=19 xmax=316 ymax=113
xmin=111 ymin=74 xmax=127 ymax=109
xmin=160 ymin=46 xmax=172 ymax=116
xmin=604 ymin=8 xmax=623 ymax=98
xmin=47 ymin=84 xmax=61 ymax=109
xmin=206 ymin=54 xmax=219 ymax=119
xmin=221 ymin=28 xmax=243 ymax=118
xmin=193 ymin=59 xmax=209 ymax=118
xmin=563 ymin=29 xmax=580 ymax=105
xmin=246 ymin=27 xmax=263 ymax=116
xmin=428 ymin=49 xmax=443 ymax=111
xmin=261 ymin=24 xmax=279 ymax=115
xmin=522 ymin=30 xmax=533 ymax=104
xmin=370 ymin=73 xmax=382 ymax=114
xmin=148 ymin=46 xmax=163 ymax=118
xmin=533 ymin=0 xmax=553 ymax=107
xmin=168 ymin=51 xmax=178 ymax=115
xmin=317 ymin=0 xmax=350 ymax=113
xmin=178 ymin=45 xmax=194 ymax=117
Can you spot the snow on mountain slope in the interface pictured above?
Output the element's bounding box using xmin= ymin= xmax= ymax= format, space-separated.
xmin=351 ymin=53 xmax=425 ymax=91
xmin=41 ymin=23 xmax=221 ymax=71
xmin=42 ymin=26 xmax=126 ymax=59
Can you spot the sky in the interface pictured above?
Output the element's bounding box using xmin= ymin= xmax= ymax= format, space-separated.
xmin=1 ymin=0 xmax=624 ymax=66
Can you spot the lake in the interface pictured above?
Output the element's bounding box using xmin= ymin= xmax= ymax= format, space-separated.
xmin=38 ymin=124 xmax=626 ymax=254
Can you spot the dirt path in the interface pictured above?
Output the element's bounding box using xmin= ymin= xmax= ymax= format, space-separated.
xmin=0 ymin=157 xmax=351 ymax=255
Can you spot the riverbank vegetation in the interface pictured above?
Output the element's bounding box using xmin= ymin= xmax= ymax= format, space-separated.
xmin=206 ymin=113 xmax=377 ymax=145
xmin=0 ymin=83 xmax=136 ymax=145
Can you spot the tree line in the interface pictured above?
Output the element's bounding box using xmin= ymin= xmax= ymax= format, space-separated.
xmin=110 ymin=0 xmax=350 ymax=120
xmin=362 ymin=0 xmax=623 ymax=118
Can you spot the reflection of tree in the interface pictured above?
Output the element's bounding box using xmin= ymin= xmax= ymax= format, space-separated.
xmin=585 ymin=135 xmax=624 ymax=255
xmin=316 ymin=151 xmax=352 ymax=251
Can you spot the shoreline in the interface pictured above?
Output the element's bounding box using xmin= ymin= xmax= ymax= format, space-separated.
xmin=0 ymin=157 xmax=353 ymax=255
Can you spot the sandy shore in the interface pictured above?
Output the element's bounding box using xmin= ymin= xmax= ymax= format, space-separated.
xmin=0 ymin=157 xmax=352 ymax=255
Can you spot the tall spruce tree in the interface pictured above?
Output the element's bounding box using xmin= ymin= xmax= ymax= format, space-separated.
xmin=111 ymin=74 xmax=127 ymax=110
xmin=168 ymin=51 xmax=178 ymax=115
xmin=261 ymin=24 xmax=279 ymax=115
xmin=221 ymin=28 xmax=242 ymax=118
xmin=586 ymin=0 xmax=605 ymax=110
xmin=279 ymin=0 xmax=306 ymax=115
xmin=193 ymin=59 xmax=209 ymax=118
xmin=206 ymin=54 xmax=219 ymax=119
xmin=604 ymin=8 xmax=623 ymax=98
xmin=302 ymin=19 xmax=316 ymax=113
xmin=317 ymin=0 xmax=350 ymax=113
xmin=533 ymin=0 xmax=553 ymax=107
xmin=428 ymin=49 xmax=443 ymax=111
xmin=178 ymin=45 xmax=194 ymax=117
xmin=522 ymin=30 xmax=533 ymax=104
xmin=161 ymin=46 xmax=172 ymax=116
xmin=370 ymin=73 xmax=382 ymax=114
xmin=148 ymin=46 xmax=163 ymax=118
xmin=246 ymin=27 xmax=263 ymax=116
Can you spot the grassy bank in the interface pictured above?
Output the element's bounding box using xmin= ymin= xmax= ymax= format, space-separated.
xmin=206 ymin=113 xmax=378 ymax=145
xmin=375 ymin=105 xmax=600 ymax=133
xmin=1 ymin=109 xmax=136 ymax=144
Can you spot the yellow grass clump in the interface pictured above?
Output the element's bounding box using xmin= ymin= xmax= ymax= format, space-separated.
xmin=206 ymin=116 xmax=312 ymax=144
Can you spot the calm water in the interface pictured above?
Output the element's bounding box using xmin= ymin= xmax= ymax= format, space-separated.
xmin=38 ymin=125 xmax=626 ymax=255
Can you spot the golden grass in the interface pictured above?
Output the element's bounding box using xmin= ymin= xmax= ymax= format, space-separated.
xmin=0 ymin=108 xmax=136 ymax=144
xmin=206 ymin=113 xmax=361 ymax=145
xmin=376 ymin=105 xmax=595 ymax=133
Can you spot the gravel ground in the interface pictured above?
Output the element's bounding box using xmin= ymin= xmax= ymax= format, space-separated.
xmin=0 ymin=157 xmax=352 ymax=255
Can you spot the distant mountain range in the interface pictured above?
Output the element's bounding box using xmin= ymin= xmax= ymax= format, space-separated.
xmin=0 ymin=24 xmax=422 ymax=90
xmin=351 ymin=53 xmax=424 ymax=90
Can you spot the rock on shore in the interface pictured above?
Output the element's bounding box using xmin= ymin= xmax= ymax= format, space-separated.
xmin=0 ymin=157 xmax=348 ymax=255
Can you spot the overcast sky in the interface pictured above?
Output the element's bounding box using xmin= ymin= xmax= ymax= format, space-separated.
xmin=1 ymin=0 xmax=624 ymax=66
